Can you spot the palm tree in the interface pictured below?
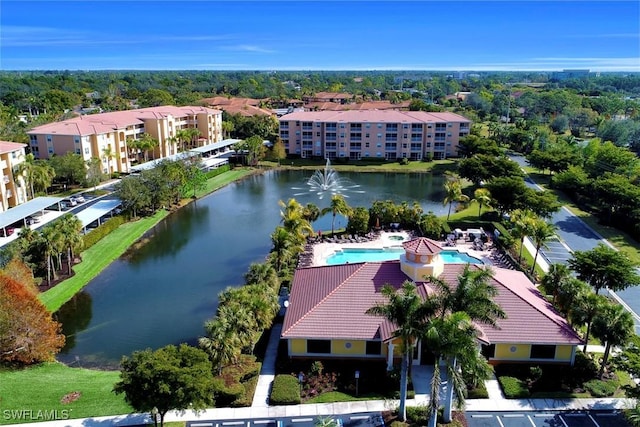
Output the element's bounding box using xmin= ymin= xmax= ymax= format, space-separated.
xmin=57 ymin=214 xmax=83 ymax=275
xmin=186 ymin=128 xmax=201 ymax=150
xmin=321 ymin=195 xmax=352 ymax=236
xmin=14 ymin=153 xmax=36 ymax=200
xmin=573 ymin=293 xmax=607 ymax=353
xmin=269 ymin=226 xmax=300 ymax=274
xmin=423 ymin=312 xmax=487 ymax=427
xmin=510 ymin=209 xmax=537 ymax=264
xmin=138 ymin=133 xmax=159 ymax=162
xmin=366 ymin=281 xmax=437 ymax=422
xmin=39 ymin=226 xmax=61 ymax=284
xmin=222 ymin=121 xmax=235 ymax=139
xmin=471 ymin=188 xmax=492 ymax=218
xmin=102 ymin=146 xmax=115 ymax=176
xmin=279 ymin=199 xmax=313 ymax=244
xmin=302 ymin=203 xmax=321 ymax=224
xmin=425 ymin=266 xmax=505 ymax=423
xmin=555 ymin=278 xmax=590 ymax=324
xmin=592 ymin=302 xmax=635 ymax=377
xmin=442 ymin=178 xmax=469 ymax=221
xmin=199 ymin=317 xmax=242 ymax=374
xmin=540 ymin=263 xmax=571 ymax=305
xmin=244 ymin=262 xmax=279 ymax=291
xmin=529 ymin=218 xmax=557 ymax=275
xmin=31 ymin=160 xmax=55 ymax=195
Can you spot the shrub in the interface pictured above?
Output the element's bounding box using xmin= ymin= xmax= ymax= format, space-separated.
xmin=584 ymin=379 xmax=619 ymax=397
xmin=231 ymin=375 xmax=259 ymax=407
xmin=466 ymin=381 xmax=489 ymax=399
xmin=205 ymin=164 xmax=231 ymax=179
xmin=82 ymin=216 xmax=126 ymax=249
xmin=498 ymin=376 xmax=530 ymax=398
xmin=406 ymin=406 xmax=428 ymax=424
xmin=270 ymin=374 xmax=301 ymax=405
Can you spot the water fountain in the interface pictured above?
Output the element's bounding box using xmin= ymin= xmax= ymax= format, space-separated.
xmin=292 ymin=159 xmax=364 ymax=199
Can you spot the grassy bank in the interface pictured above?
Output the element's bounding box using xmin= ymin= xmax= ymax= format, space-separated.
xmin=39 ymin=211 xmax=169 ymax=312
xmin=40 ymin=168 xmax=256 ymax=313
xmin=0 ymin=363 xmax=132 ymax=424
xmin=260 ymin=159 xmax=457 ymax=173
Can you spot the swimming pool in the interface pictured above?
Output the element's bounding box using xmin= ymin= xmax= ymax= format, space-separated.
xmin=326 ymin=248 xmax=483 ymax=265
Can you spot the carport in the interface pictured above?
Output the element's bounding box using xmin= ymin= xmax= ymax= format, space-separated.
xmin=0 ymin=196 xmax=65 ymax=232
xmin=75 ymin=199 xmax=122 ymax=233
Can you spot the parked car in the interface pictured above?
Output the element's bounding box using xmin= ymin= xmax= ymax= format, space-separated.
xmin=25 ymin=216 xmax=41 ymax=225
xmin=0 ymin=227 xmax=15 ymax=237
xmin=75 ymin=195 xmax=86 ymax=203
xmin=66 ymin=198 xmax=78 ymax=207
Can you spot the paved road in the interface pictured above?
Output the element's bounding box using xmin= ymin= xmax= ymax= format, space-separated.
xmin=512 ymin=155 xmax=640 ymax=332
xmin=186 ymin=413 xmax=385 ymax=427
xmin=466 ymin=410 xmax=628 ymax=427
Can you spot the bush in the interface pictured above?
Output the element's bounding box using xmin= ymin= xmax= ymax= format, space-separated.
xmin=205 ymin=164 xmax=231 ymax=179
xmin=406 ymin=406 xmax=428 ymax=424
xmin=498 ymin=376 xmax=530 ymax=398
xmin=82 ymin=216 xmax=126 ymax=249
xmin=270 ymin=374 xmax=301 ymax=405
xmin=231 ymin=375 xmax=259 ymax=407
xmin=466 ymin=381 xmax=489 ymax=399
xmin=584 ymin=379 xmax=619 ymax=397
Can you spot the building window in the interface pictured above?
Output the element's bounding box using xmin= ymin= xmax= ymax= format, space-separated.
xmin=84 ymin=147 xmax=90 ymax=154
xmin=530 ymin=345 xmax=555 ymax=359
xmin=366 ymin=341 xmax=382 ymax=355
xmin=481 ymin=344 xmax=496 ymax=358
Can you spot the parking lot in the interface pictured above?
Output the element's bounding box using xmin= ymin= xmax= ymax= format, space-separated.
xmin=540 ymin=236 xmax=574 ymax=266
xmin=466 ymin=411 xmax=628 ymax=427
xmin=187 ymin=413 xmax=384 ymax=427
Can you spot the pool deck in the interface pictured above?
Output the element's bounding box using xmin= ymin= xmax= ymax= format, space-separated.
xmin=309 ymin=231 xmax=499 ymax=267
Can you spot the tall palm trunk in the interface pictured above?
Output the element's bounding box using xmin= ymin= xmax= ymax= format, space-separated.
xmin=398 ymin=350 xmax=409 ymax=422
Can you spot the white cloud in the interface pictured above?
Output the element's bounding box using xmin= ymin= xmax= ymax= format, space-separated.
xmin=222 ymin=45 xmax=276 ymax=54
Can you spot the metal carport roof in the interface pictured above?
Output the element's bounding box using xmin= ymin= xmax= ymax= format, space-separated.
xmin=75 ymin=199 xmax=122 ymax=228
xmin=191 ymin=139 xmax=241 ymax=154
xmin=0 ymin=197 xmax=64 ymax=229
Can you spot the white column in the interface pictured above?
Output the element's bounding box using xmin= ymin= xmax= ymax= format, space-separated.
xmin=387 ymin=343 xmax=395 ymax=370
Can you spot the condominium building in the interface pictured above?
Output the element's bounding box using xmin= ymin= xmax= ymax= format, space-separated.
xmin=27 ymin=106 xmax=223 ymax=174
xmin=279 ymin=110 xmax=471 ymax=160
xmin=0 ymin=141 xmax=28 ymax=212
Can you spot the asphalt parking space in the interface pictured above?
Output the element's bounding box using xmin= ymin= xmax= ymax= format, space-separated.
xmin=187 ymin=413 xmax=384 ymax=427
xmin=540 ymin=237 xmax=573 ymax=266
xmin=466 ymin=411 xmax=627 ymax=427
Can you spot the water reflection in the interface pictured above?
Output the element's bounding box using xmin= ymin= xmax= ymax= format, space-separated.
xmin=55 ymin=170 xmax=448 ymax=366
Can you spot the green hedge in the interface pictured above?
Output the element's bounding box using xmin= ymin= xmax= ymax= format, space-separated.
xmin=406 ymin=406 xmax=428 ymax=424
xmin=466 ymin=381 xmax=489 ymax=399
xmin=205 ymin=164 xmax=231 ymax=179
xmin=584 ymin=379 xmax=619 ymax=397
xmin=498 ymin=376 xmax=530 ymax=398
xmin=81 ymin=216 xmax=127 ymax=249
xmin=270 ymin=374 xmax=301 ymax=405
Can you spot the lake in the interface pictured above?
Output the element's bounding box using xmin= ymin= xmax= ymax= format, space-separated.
xmin=55 ymin=169 xmax=449 ymax=368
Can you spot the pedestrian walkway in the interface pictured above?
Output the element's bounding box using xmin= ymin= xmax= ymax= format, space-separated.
xmin=484 ymin=373 xmax=504 ymax=400
xmin=252 ymin=323 xmax=282 ymax=407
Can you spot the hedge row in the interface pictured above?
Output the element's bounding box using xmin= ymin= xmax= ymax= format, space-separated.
xmin=498 ymin=376 xmax=530 ymax=398
xmin=81 ymin=216 xmax=127 ymax=249
xmin=213 ymin=354 xmax=262 ymax=407
xmin=205 ymin=164 xmax=231 ymax=179
xmin=270 ymin=374 xmax=301 ymax=405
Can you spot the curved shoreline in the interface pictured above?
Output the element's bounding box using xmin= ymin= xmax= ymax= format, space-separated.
xmin=39 ymin=168 xmax=258 ymax=313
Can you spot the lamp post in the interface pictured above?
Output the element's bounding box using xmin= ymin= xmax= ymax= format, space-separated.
xmin=355 ymin=370 xmax=360 ymax=397
xmin=298 ymin=372 xmax=304 ymax=398
xmin=150 ymin=407 xmax=158 ymax=427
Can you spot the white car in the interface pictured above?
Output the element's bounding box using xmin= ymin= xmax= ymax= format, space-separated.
xmin=75 ymin=195 xmax=86 ymax=203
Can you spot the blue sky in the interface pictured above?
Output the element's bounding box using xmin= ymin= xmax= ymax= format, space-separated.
xmin=1 ymin=1 xmax=639 ymax=71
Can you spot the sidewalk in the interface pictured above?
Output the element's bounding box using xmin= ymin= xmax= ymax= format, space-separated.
xmin=251 ymin=323 xmax=282 ymax=407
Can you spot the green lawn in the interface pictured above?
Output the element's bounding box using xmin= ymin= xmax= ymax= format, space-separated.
xmin=0 ymin=363 xmax=132 ymax=424
xmin=39 ymin=168 xmax=255 ymax=313
xmin=39 ymin=211 xmax=170 ymax=312
xmin=304 ymin=391 xmax=383 ymax=404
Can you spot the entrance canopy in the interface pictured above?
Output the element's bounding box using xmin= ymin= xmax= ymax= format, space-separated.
xmin=0 ymin=196 xmax=64 ymax=229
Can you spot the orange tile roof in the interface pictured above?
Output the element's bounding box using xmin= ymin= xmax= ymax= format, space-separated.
xmin=402 ymin=237 xmax=442 ymax=255
xmin=282 ymin=260 xmax=581 ymax=346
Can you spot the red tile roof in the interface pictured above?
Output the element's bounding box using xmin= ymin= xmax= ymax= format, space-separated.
xmin=282 ymin=261 xmax=581 ymax=346
xmin=27 ymin=106 xmax=222 ymax=136
xmin=402 ymin=237 xmax=442 ymax=255
xmin=0 ymin=141 xmax=27 ymax=154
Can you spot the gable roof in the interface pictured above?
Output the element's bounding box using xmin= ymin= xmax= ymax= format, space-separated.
xmin=282 ymin=261 xmax=581 ymax=346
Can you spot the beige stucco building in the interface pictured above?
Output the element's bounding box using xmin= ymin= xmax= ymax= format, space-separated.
xmin=27 ymin=106 xmax=223 ymax=174
xmin=0 ymin=141 xmax=28 ymax=212
xmin=279 ymin=110 xmax=471 ymax=160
